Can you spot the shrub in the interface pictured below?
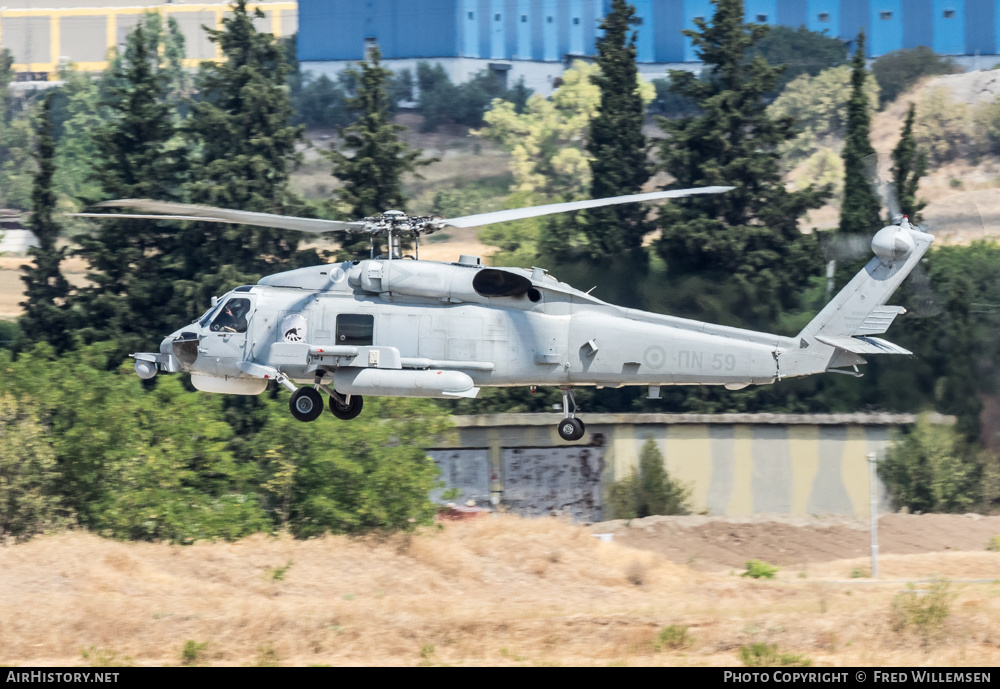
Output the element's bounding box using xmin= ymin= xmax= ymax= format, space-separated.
xmin=181 ymin=640 xmax=208 ymax=666
xmin=742 ymin=559 xmax=780 ymax=579
xmin=872 ymin=46 xmax=962 ymax=106
xmin=606 ymin=439 xmax=691 ymax=520
xmin=417 ymin=62 xmax=531 ymax=132
xmin=653 ymin=625 xmax=692 ymax=651
xmin=0 ymin=393 xmax=73 ymax=543
xmin=879 ymin=416 xmax=979 ymax=514
xmin=890 ymin=581 xmax=952 ymax=646
xmin=987 ymin=535 xmax=1000 ymax=551
xmin=739 ymin=642 xmax=812 ymax=667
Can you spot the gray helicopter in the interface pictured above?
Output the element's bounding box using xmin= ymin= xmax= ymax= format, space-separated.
xmin=75 ymin=189 xmax=932 ymax=441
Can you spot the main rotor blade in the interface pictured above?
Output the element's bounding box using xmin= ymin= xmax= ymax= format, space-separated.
xmin=438 ymin=186 xmax=735 ymax=229
xmin=76 ymin=199 xmax=368 ymax=234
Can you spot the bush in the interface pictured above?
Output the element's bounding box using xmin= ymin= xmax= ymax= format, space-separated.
xmin=606 ymin=439 xmax=691 ymax=520
xmin=739 ymin=642 xmax=812 ymax=667
xmin=872 ymin=46 xmax=962 ymax=107
xmin=890 ymin=581 xmax=952 ymax=645
xmin=181 ymin=640 xmax=208 ymax=666
xmin=749 ymin=25 xmax=848 ymax=93
xmin=987 ymin=535 xmax=1000 ymax=551
xmin=0 ymin=343 xmax=452 ymax=543
xmin=742 ymin=559 xmax=780 ymax=579
xmin=653 ymin=625 xmax=692 ymax=650
xmin=0 ymin=393 xmax=73 ymax=543
xmin=417 ymin=61 xmax=532 ymax=132
xmin=879 ymin=416 xmax=979 ymax=514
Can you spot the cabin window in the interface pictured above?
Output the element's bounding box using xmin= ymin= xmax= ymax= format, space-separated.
xmin=880 ymin=11 xmax=892 ymax=20
xmin=521 ymin=14 xmax=527 ymax=22
xmin=943 ymin=9 xmax=955 ymax=18
xmin=818 ymin=12 xmax=830 ymax=22
xmin=467 ymin=11 xmax=474 ymax=20
xmin=336 ymin=314 xmax=374 ymax=346
xmin=756 ymin=14 xmax=768 ymax=22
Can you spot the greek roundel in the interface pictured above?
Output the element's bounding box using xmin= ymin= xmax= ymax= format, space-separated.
xmin=281 ymin=314 xmax=307 ymax=343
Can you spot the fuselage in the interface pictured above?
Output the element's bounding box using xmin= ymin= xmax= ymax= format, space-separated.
xmin=158 ymin=257 xmax=801 ymax=397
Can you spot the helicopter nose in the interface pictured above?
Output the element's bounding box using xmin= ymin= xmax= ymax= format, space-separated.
xmin=169 ymin=330 xmax=200 ymax=370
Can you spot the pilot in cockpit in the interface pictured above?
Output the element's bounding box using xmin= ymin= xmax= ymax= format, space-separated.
xmin=211 ymin=299 xmax=249 ymax=333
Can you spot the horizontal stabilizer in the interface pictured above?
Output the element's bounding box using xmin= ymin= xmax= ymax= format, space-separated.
xmin=856 ymin=305 xmax=906 ymax=335
xmin=815 ymin=334 xmax=912 ymax=356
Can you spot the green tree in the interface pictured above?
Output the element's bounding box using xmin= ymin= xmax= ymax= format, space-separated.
xmin=185 ymin=0 xmax=307 ymax=279
xmin=50 ymin=65 xmax=104 ymax=214
xmin=872 ymin=46 xmax=961 ymax=107
xmin=18 ymin=94 xmax=76 ymax=355
xmin=606 ymin=440 xmax=690 ymax=520
xmin=768 ymin=65 xmax=880 ymax=169
xmin=0 ymin=393 xmax=72 ymax=543
xmin=585 ymin=0 xmax=651 ymax=258
xmin=74 ymin=22 xmax=185 ymax=358
xmin=880 ymin=416 xmax=978 ymax=513
xmin=0 ymin=49 xmax=35 ymax=210
xmin=656 ymin=0 xmax=828 ymax=329
xmin=254 ymin=394 xmax=451 ymax=536
xmin=326 ymin=44 xmax=434 ymax=256
xmin=891 ymin=103 xmax=927 ymax=222
xmin=750 ymin=24 xmax=849 ymax=93
xmin=0 ymin=344 xmax=269 ymax=542
xmin=839 ymin=32 xmax=882 ymax=237
xmin=936 ymin=277 xmax=981 ymax=441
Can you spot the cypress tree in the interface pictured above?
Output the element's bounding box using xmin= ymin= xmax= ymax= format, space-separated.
xmin=185 ymin=0 xmax=307 ymax=277
xmin=585 ymin=0 xmax=650 ymax=258
xmin=891 ymin=103 xmax=927 ymax=222
xmin=75 ymin=22 xmax=185 ymax=357
xmin=18 ymin=94 xmax=75 ymax=354
xmin=655 ymin=0 xmax=828 ymax=328
xmin=839 ymin=31 xmax=882 ymax=234
xmin=326 ymin=44 xmax=433 ymax=257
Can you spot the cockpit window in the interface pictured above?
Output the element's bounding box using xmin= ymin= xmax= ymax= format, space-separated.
xmin=209 ymin=298 xmax=252 ymax=333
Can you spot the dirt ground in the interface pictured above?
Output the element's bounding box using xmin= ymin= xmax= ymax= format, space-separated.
xmin=590 ymin=513 xmax=1000 ymax=574
xmin=1 ymin=514 xmax=998 ymax=667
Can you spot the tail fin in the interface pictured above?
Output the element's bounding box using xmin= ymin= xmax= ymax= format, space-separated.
xmin=798 ymin=220 xmax=933 ymax=358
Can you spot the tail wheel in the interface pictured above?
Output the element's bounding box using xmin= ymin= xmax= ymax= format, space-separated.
xmin=289 ymin=387 xmax=323 ymax=422
xmin=557 ymin=417 xmax=585 ymax=441
xmin=329 ymin=394 xmax=364 ymax=420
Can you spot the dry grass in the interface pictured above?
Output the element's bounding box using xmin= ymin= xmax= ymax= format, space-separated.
xmin=1 ymin=516 xmax=998 ymax=667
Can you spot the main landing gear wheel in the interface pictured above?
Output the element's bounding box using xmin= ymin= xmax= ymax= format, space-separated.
xmin=329 ymin=394 xmax=364 ymax=420
xmin=557 ymin=417 xmax=585 ymax=441
xmin=289 ymin=387 xmax=323 ymax=422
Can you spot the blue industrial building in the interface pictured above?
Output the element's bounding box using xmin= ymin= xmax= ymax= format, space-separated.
xmin=298 ymin=1 xmax=1000 ymax=94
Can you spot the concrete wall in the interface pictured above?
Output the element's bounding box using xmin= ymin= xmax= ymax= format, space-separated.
xmin=429 ymin=413 xmax=955 ymax=521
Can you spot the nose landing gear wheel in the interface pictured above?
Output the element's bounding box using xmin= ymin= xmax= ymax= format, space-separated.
xmin=289 ymin=387 xmax=323 ymax=422
xmin=329 ymin=394 xmax=364 ymax=420
xmin=557 ymin=417 xmax=585 ymax=441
